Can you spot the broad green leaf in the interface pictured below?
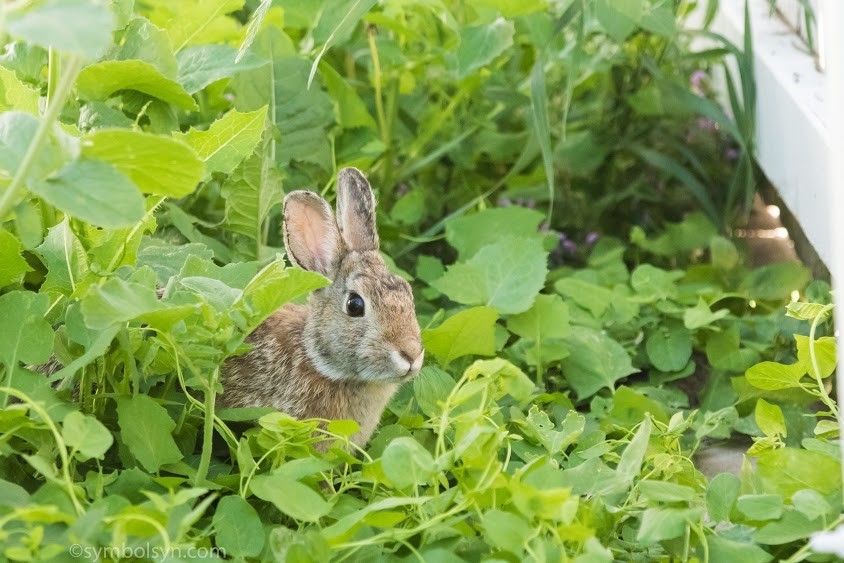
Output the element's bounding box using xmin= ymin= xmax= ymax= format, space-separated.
xmin=707 ymin=534 xmax=775 ymax=562
xmin=0 ymin=67 xmax=39 ymax=115
xmin=116 ymin=394 xmax=183 ymax=472
xmin=433 ymin=237 xmax=548 ymax=314
xmin=160 ymin=0 xmax=244 ymax=51
xmin=507 ymin=294 xmax=570 ymax=341
xmin=381 ymin=437 xmax=436 ymax=488
xmin=740 ymin=262 xmax=810 ymax=301
xmin=82 ymin=129 xmax=204 ymax=197
xmin=464 ymin=358 xmax=535 ymax=401
xmin=0 ymin=228 xmax=31 ymax=288
xmin=30 ymin=160 xmax=145 ymax=228
xmin=241 ymin=259 xmax=329 ymax=323
xmin=561 ymin=329 xmax=637 ymax=398
xmin=137 ymin=240 xmax=215 ymax=285
xmin=554 ymin=277 xmax=614 ymax=318
xmin=80 ymin=278 xmax=164 ymax=329
xmin=706 ymin=326 xmax=760 ymax=373
xmin=711 ymin=235 xmax=739 ymax=270
xmin=0 ymin=112 xmax=70 ymax=181
xmin=752 ymin=509 xmax=825 ymax=545
xmin=473 ymin=0 xmax=546 ymax=17
xmin=0 ymin=291 xmax=53 ymax=369
xmin=646 ymin=327 xmax=692 ymax=372
xmin=220 ymin=152 xmax=282 ymax=251
xmin=631 ymin=212 xmax=718 ymax=256
xmin=483 ymin=509 xmax=532 ymax=554
xmin=308 ymin=0 xmax=377 ymax=87
xmin=250 ymin=473 xmax=330 ymax=522
xmin=231 ymin=27 xmax=335 ymax=171
xmin=745 ymin=361 xmax=805 ymax=391
xmin=611 ymin=385 xmax=669 ymax=426
xmin=413 ymin=367 xmax=456 ymax=418
xmin=757 ymin=448 xmax=841 ymax=497
xmin=530 ymin=55 xmax=555 ymax=221
xmin=107 ymin=17 xmax=178 ymax=77
xmin=638 ymin=481 xmax=696 ymax=503
xmin=791 ymin=489 xmax=833 ymax=520
xmin=77 ymin=60 xmax=198 ymax=110
xmin=6 ymin=0 xmax=114 ymax=59
xmin=320 ymin=63 xmax=377 ymax=130
xmin=34 ymin=219 xmax=87 ymax=294
xmin=596 ymin=0 xmax=643 ymax=42
xmin=422 ymin=306 xmax=498 ymax=365
xmin=180 ymin=108 xmax=267 ymax=175
xmin=176 ymin=44 xmax=265 ymax=93
xmin=453 ymin=18 xmax=515 ymax=78
xmin=755 ymin=399 xmax=786 ymax=438
xmin=213 ymin=496 xmax=265 ymax=558
xmin=795 ymin=335 xmax=836 ymax=379
xmin=684 ymin=297 xmax=729 ymax=330
xmin=637 ymin=507 xmax=701 ymax=544
xmin=445 ymin=205 xmax=545 ymax=260
xmin=61 ymin=411 xmax=113 ymax=460
xmin=522 ymin=407 xmax=584 ymax=454
xmin=736 ymin=494 xmax=783 ymax=521
xmin=630 ymin=264 xmax=681 ymax=301
xmin=785 ymin=301 xmax=830 ymax=321
xmin=706 ymin=473 xmax=741 ymax=523
xmin=616 ymin=417 xmax=652 ymax=485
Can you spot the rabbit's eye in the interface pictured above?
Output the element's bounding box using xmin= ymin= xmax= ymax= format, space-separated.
xmin=346 ymin=292 xmax=365 ymax=317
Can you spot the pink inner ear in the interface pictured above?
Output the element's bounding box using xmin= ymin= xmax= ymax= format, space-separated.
xmin=300 ymin=204 xmax=337 ymax=272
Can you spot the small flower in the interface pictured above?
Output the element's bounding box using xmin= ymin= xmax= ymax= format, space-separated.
xmin=557 ymin=232 xmax=568 ymax=241
xmin=690 ymin=70 xmax=707 ymax=94
xmin=585 ymin=232 xmax=600 ymax=245
xmin=562 ymin=239 xmax=577 ymax=255
xmin=224 ymin=93 xmax=236 ymax=102
xmin=725 ymin=148 xmax=739 ymax=161
xmin=696 ymin=117 xmax=717 ymax=131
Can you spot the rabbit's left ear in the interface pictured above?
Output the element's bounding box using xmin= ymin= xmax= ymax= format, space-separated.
xmin=336 ymin=167 xmax=379 ymax=251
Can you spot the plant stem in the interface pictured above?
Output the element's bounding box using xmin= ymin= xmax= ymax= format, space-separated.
xmin=367 ymin=27 xmax=388 ymax=148
xmin=194 ymin=367 xmax=218 ymax=486
xmin=808 ymin=304 xmax=837 ymax=418
xmin=0 ymin=55 xmax=83 ymax=222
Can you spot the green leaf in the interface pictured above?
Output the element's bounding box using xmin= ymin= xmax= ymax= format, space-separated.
xmin=752 ymin=509 xmax=824 ymax=545
xmin=6 ymin=0 xmax=114 ymax=59
xmin=0 ymin=112 xmax=69 ymax=181
xmin=381 ymin=437 xmax=436 ymax=488
xmin=561 ymin=329 xmax=637 ymax=399
xmin=483 ymin=509 xmax=532 ymax=554
xmin=530 ymin=54 xmax=554 ymax=221
xmin=706 ymin=473 xmax=741 ymax=523
xmin=0 ymin=66 xmax=40 ymax=115
xmin=616 ymin=417 xmax=652 ymax=485
xmin=507 ymin=294 xmax=570 ymax=341
xmin=754 ymin=399 xmax=786 ymax=437
xmin=422 ymin=306 xmax=498 ymax=365
xmin=630 ymin=264 xmax=681 ymax=301
xmin=116 ymin=395 xmax=183 ymax=472
xmin=77 ymin=60 xmax=199 ymax=110
xmin=522 ymin=407 xmax=584 ymax=454
xmin=413 ymin=367 xmax=456 ymax=418
xmin=711 ymin=236 xmax=739 ymax=270
xmin=176 ymin=44 xmax=265 ymax=94
xmin=80 ymin=278 xmax=164 ymax=329
xmin=433 ymin=237 xmax=548 ymax=314
xmin=646 ymin=327 xmax=692 ymax=372
xmin=757 ymin=448 xmax=841 ymax=497
xmin=0 ymin=291 xmax=54 ymax=369
xmin=786 ymin=301 xmax=830 ymax=321
xmin=736 ymin=494 xmax=783 ymax=521
xmin=231 ymin=28 xmax=335 ymax=171
xmin=637 ymin=507 xmax=701 ymax=544
xmin=453 ymin=18 xmax=515 ymax=78
xmin=683 ymin=298 xmax=729 ymax=330
xmin=30 ymin=160 xmax=145 ymax=228
xmin=162 ymin=0 xmax=244 ymax=52
xmin=61 ymin=411 xmax=113 ymax=461
xmin=221 ymin=153 xmax=282 ymax=250
xmin=795 ymin=335 xmax=836 ymax=379
xmin=319 ymin=63 xmax=377 ymax=130
xmin=791 ymin=489 xmax=833 ymax=520
xmin=0 ymin=228 xmax=31 ymax=288
xmin=137 ymin=240 xmax=215 ymax=285
xmin=554 ymin=277 xmax=614 ymax=318
xmin=445 ymin=207 xmax=545 ymax=259
xmin=82 ymin=129 xmax=204 ymax=197
xmin=745 ymin=361 xmax=805 ymax=391
xmin=740 ymin=262 xmax=810 ymax=301
xmin=250 ymin=473 xmax=330 ymax=522
xmin=307 ymin=0 xmax=377 ymax=87
xmin=213 ymin=496 xmax=265 ymax=558
xmin=596 ymin=0 xmax=643 ymax=42
xmin=473 ymin=0 xmax=546 ymax=17
xmin=34 ymin=219 xmax=87 ymax=294
xmin=638 ymin=481 xmax=696 ymax=503
xmin=707 ymin=534 xmax=774 ymax=563
xmin=180 ymin=107 xmax=267 ymax=175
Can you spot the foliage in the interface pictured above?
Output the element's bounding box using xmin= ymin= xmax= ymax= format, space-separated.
xmin=0 ymin=0 xmax=838 ymax=562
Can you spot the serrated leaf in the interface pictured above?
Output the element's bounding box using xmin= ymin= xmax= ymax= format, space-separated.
xmin=82 ymin=129 xmax=204 ymax=197
xmin=116 ymin=395 xmax=183 ymax=472
xmin=34 ymin=219 xmax=88 ymax=294
xmin=445 ymin=206 xmax=545 ymax=259
xmin=177 ymin=44 xmax=265 ymax=94
xmin=0 ymin=291 xmax=53 ymax=369
xmin=422 ymin=306 xmax=498 ymax=365
xmin=181 ymin=107 xmax=267 ymax=175
xmin=561 ymin=329 xmax=637 ymax=398
xmin=453 ymin=18 xmax=514 ymax=78
xmin=80 ymin=278 xmax=164 ymax=329
xmin=0 ymin=228 xmax=31 ymax=288
xmin=161 ymin=0 xmax=245 ymax=52
xmin=61 ymin=411 xmax=113 ymax=460
xmin=0 ymin=67 xmax=39 ymax=115
xmin=507 ymin=294 xmax=570 ymax=341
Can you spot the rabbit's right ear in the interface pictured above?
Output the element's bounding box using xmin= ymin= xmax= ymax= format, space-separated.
xmin=283 ymin=191 xmax=342 ymax=277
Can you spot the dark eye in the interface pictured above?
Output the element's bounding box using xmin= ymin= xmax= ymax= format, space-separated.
xmin=346 ymin=292 xmax=365 ymax=317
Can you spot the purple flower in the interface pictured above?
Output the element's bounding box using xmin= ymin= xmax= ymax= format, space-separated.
xmin=224 ymin=93 xmax=235 ymax=102
xmin=562 ymin=239 xmax=577 ymax=255
xmin=690 ymin=70 xmax=707 ymax=94
xmin=585 ymin=232 xmax=600 ymax=245
xmin=696 ymin=117 xmax=717 ymax=131
xmin=498 ymin=197 xmax=512 ymax=207
xmin=726 ymin=148 xmax=739 ymax=161
xmin=557 ymin=232 xmax=568 ymax=241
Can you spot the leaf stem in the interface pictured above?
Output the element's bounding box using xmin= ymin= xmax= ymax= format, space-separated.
xmin=0 ymin=55 xmax=83 ymax=222
xmin=808 ymin=304 xmax=837 ymax=418
xmin=367 ymin=27 xmax=388 ymax=148
xmin=194 ymin=366 xmax=218 ymax=486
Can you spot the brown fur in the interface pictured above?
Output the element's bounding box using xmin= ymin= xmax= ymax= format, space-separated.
xmin=219 ymin=168 xmax=423 ymax=447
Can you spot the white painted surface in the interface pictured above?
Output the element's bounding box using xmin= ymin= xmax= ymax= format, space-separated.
xmin=707 ymin=0 xmax=830 ymax=264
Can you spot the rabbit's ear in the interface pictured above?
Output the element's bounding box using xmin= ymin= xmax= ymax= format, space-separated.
xmin=283 ymin=191 xmax=342 ymax=277
xmin=336 ymin=167 xmax=379 ymax=251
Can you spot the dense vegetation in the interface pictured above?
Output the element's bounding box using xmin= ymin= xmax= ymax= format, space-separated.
xmin=0 ymin=0 xmax=839 ymax=561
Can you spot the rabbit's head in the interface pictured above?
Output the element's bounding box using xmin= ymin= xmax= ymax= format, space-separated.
xmin=283 ymin=168 xmax=424 ymax=384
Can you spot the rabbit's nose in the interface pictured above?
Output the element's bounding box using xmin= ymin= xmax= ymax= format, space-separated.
xmin=395 ymin=342 xmax=424 ymax=373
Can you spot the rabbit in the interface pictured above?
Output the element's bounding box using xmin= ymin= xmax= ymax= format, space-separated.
xmin=220 ymin=167 xmax=424 ymax=447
